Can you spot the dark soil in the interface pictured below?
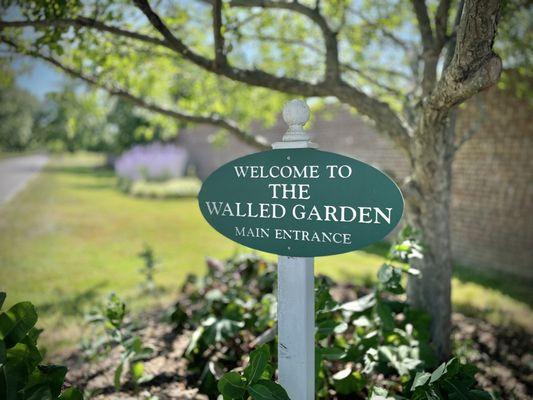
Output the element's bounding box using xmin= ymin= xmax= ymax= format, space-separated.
xmin=64 ymin=305 xmax=532 ymax=399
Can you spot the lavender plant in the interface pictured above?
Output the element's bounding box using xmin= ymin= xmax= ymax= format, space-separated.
xmin=114 ymin=142 xmax=188 ymax=182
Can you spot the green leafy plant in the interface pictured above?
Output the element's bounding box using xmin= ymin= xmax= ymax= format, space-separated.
xmin=414 ymin=359 xmax=482 ymax=399
xmin=0 ymin=292 xmax=83 ymax=399
xmin=168 ymin=228 xmax=492 ymax=398
xmin=169 ymin=254 xmax=277 ymax=396
xmin=137 ymin=244 xmax=159 ymax=293
xmin=217 ymin=344 xmax=289 ymax=400
xmin=373 ymin=358 xmax=492 ymax=400
xmin=84 ymin=293 xmax=154 ymax=391
xmin=311 ymin=227 xmax=432 ymax=398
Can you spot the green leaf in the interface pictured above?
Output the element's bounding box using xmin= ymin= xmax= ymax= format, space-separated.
xmin=105 ymin=293 xmax=126 ymax=329
xmin=418 ymin=387 xmax=441 ymax=400
xmin=185 ymin=326 xmax=204 ymax=356
xmin=260 ymin=363 xmax=274 ymax=381
xmin=0 ymin=302 xmax=38 ymax=348
xmin=22 ymin=384 xmax=52 ymax=400
xmin=58 ymin=388 xmax=84 ymax=400
xmin=0 ymin=340 xmax=5 ymax=364
xmin=341 ymin=293 xmax=376 ymax=312
xmin=26 ymin=328 xmax=43 ymax=346
xmin=244 ymin=345 xmax=270 ymax=384
xmin=1 ymin=339 xmax=43 ymax=400
xmin=315 ymin=347 xmax=323 ymax=382
xmin=443 ymin=377 xmax=471 ymax=400
xmin=0 ymin=293 xmax=5 ymax=310
xmin=1 ymin=363 xmax=22 ymax=400
xmin=369 ymin=386 xmax=388 ymax=399
xmin=469 ymin=389 xmax=493 ymax=399
xmin=320 ymin=346 xmax=347 ymax=361
xmin=249 ymin=380 xmax=290 ymax=400
xmin=376 ymin=301 xmax=395 ymax=331
xmin=131 ymin=361 xmax=144 ymax=382
xmin=27 ymin=364 xmax=67 ymax=398
xmin=363 ymin=348 xmax=379 ymax=374
xmin=332 ymin=368 xmax=365 ymax=395
xmin=430 ymin=361 xmax=448 ymax=383
xmin=217 ymin=372 xmax=246 ymax=399
xmin=411 ymin=371 xmax=431 ymax=391
xmin=114 ymin=362 xmax=124 ymax=390
xmin=7 ymin=337 xmax=43 ymax=373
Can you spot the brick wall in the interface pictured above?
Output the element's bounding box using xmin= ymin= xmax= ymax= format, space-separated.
xmin=451 ymin=86 xmax=533 ymax=277
xmin=178 ymin=86 xmax=532 ymax=279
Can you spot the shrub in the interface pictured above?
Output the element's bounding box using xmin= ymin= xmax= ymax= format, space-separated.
xmin=127 ymin=177 xmax=201 ymax=199
xmin=114 ymin=142 xmax=188 ymax=182
xmin=167 ymin=228 xmax=492 ymax=399
xmin=0 ymin=292 xmax=83 ymax=399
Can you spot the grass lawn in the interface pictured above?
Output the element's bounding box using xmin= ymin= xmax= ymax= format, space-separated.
xmin=0 ymin=153 xmax=531 ymax=356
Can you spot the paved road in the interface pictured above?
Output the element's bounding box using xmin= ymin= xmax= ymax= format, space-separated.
xmin=0 ymin=154 xmax=49 ymax=205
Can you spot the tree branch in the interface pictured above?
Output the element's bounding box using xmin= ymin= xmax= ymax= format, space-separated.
xmin=346 ymin=7 xmax=412 ymax=52
xmin=239 ymin=33 xmax=323 ymax=53
xmin=342 ymin=64 xmax=403 ymax=97
xmin=0 ymin=37 xmax=269 ymax=150
xmin=334 ymin=82 xmax=412 ymax=154
xmin=411 ymin=0 xmax=438 ymax=95
xmin=212 ymin=0 xmax=227 ymax=67
xmin=214 ymin=0 xmax=341 ymax=82
xmin=0 ymin=17 xmax=167 ymax=48
xmin=443 ymin=0 xmax=465 ymax=71
xmin=132 ymin=0 xmax=329 ymax=96
xmin=240 ymin=33 xmax=405 ymax=97
xmin=411 ymin=0 xmax=434 ymax=50
xmin=435 ymin=0 xmax=451 ymax=48
xmin=427 ymin=0 xmax=502 ymax=111
xmin=132 ymin=0 xmax=411 ymax=151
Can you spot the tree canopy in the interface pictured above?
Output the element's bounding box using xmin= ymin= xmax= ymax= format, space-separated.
xmin=0 ymin=0 xmax=526 ymax=151
xmin=0 ymin=61 xmax=40 ymax=151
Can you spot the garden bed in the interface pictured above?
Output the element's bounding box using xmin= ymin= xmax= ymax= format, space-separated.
xmin=64 ymin=292 xmax=532 ymax=400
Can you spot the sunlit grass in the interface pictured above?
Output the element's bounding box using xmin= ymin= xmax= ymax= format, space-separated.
xmin=0 ymin=153 xmax=530 ymax=356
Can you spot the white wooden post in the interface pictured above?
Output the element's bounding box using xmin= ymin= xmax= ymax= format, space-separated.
xmin=272 ymin=100 xmax=316 ymax=399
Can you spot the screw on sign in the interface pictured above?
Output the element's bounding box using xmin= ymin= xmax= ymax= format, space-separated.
xmin=199 ymin=99 xmax=404 ymax=399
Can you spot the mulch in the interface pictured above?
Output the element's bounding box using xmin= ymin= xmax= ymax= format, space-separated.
xmin=63 ymin=307 xmax=532 ymax=400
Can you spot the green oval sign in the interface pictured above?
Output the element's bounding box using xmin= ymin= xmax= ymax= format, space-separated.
xmin=198 ymin=148 xmax=404 ymax=257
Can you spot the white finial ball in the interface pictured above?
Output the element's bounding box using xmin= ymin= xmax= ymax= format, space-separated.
xmin=282 ymin=99 xmax=310 ymax=127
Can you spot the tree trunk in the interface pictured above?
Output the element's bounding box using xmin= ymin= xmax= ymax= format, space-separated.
xmin=406 ymin=111 xmax=456 ymax=361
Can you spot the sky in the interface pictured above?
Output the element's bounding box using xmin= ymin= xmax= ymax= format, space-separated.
xmin=3 ymin=4 xmax=64 ymax=99
xmin=14 ymin=57 xmax=64 ymax=99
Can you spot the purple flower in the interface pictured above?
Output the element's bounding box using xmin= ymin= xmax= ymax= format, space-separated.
xmin=115 ymin=142 xmax=188 ymax=181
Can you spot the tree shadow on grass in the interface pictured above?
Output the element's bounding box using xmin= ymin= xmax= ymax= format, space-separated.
xmin=334 ymin=241 xmax=532 ymax=307
xmin=453 ymin=265 xmax=533 ymax=306
xmin=359 ymin=241 xmax=391 ymax=258
xmin=44 ymin=164 xmax=117 ymax=190
xmin=43 ymin=164 xmax=114 ymax=178
xmin=38 ymin=281 xmax=108 ymax=317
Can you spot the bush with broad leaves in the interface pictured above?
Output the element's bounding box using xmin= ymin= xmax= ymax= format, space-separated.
xmin=167 ymin=226 xmax=493 ymax=399
xmin=0 ymin=292 xmax=83 ymax=400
